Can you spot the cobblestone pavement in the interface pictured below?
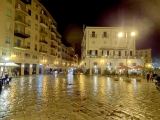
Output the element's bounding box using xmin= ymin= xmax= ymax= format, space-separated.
xmin=0 ymin=74 xmax=160 ymax=120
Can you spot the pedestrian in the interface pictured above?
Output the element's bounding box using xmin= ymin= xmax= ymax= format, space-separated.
xmin=150 ymin=72 xmax=153 ymax=82
xmin=146 ymin=72 xmax=150 ymax=82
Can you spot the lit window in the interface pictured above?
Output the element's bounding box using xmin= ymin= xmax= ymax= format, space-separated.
xmin=6 ymin=21 xmax=11 ymax=30
xmin=6 ymin=36 xmax=11 ymax=44
xmin=35 ymin=24 xmax=38 ymax=30
xmin=2 ymin=52 xmax=6 ymax=55
xmin=28 ymin=20 xmax=31 ymax=26
xmin=36 ymin=4 xmax=38 ymax=10
xmin=7 ymin=9 xmax=12 ymax=17
xmin=28 ymin=31 xmax=31 ymax=36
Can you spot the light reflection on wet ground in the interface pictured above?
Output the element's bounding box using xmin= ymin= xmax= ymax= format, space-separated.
xmin=0 ymin=74 xmax=160 ymax=120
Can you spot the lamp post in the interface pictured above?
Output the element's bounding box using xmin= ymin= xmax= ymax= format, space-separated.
xmin=118 ymin=31 xmax=135 ymax=77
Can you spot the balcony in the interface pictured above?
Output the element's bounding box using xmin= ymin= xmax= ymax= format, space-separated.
xmin=21 ymin=0 xmax=31 ymax=4
xmin=39 ymin=50 xmax=47 ymax=54
xmin=51 ymin=29 xmax=56 ymax=35
xmin=51 ymin=53 xmax=56 ymax=56
xmin=14 ymin=30 xmax=30 ymax=38
xmin=39 ymin=30 xmax=47 ymax=36
xmin=51 ymin=23 xmax=56 ymax=28
xmin=15 ymin=18 xmax=28 ymax=27
xmin=15 ymin=5 xmax=28 ymax=15
xmin=40 ymin=20 xmax=48 ymax=28
xmin=13 ymin=44 xmax=30 ymax=50
xmin=51 ymin=37 xmax=57 ymax=42
xmin=39 ymin=40 xmax=48 ymax=45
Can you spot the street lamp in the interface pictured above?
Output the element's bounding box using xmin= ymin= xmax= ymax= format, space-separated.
xmin=118 ymin=31 xmax=135 ymax=77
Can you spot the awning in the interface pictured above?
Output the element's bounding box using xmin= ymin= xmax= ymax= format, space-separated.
xmin=118 ymin=66 xmax=132 ymax=70
xmin=0 ymin=63 xmax=20 ymax=67
xmin=134 ymin=65 xmax=144 ymax=70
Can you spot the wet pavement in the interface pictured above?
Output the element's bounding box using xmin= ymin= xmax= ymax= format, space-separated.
xmin=0 ymin=74 xmax=160 ymax=120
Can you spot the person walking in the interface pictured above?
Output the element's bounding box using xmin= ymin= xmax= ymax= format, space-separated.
xmin=150 ymin=72 xmax=153 ymax=82
xmin=146 ymin=72 xmax=150 ymax=82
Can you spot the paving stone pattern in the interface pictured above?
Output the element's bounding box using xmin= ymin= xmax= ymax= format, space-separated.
xmin=0 ymin=74 xmax=160 ymax=120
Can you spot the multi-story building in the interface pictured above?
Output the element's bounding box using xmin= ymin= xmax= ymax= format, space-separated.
xmin=81 ymin=27 xmax=145 ymax=74
xmin=61 ymin=44 xmax=78 ymax=70
xmin=0 ymin=0 xmax=78 ymax=75
xmin=136 ymin=48 xmax=152 ymax=68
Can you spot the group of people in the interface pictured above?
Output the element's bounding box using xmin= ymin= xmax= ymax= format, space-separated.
xmin=146 ymin=72 xmax=157 ymax=82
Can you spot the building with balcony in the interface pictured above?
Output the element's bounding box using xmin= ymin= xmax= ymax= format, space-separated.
xmin=0 ymin=0 xmax=78 ymax=75
xmin=136 ymin=48 xmax=152 ymax=69
xmin=81 ymin=27 xmax=145 ymax=74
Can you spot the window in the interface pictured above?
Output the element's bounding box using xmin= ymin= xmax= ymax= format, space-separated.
xmin=36 ymin=4 xmax=38 ymax=10
xmin=90 ymin=50 xmax=97 ymax=56
xmin=35 ymin=24 xmax=38 ymax=30
xmin=6 ymin=36 xmax=11 ymax=44
xmin=17 ymin=15 xmax=22 ymax=22
xmin=25 ymin=53 xmax=30 ymax=58
xmin=2 ymin=52 xmax=6 ymax=55
xmin=28 ymin=31 xmax=31 ymax=36
xmin=103 ymin=32 xmax=109 ymax=38
xmin=91 ymin=31 xmax=96 ymax=37
xmin=28 ymin=9 xmax=31 ymax=16
xmin=35 ymin=44 xmax=37 ymax=51
xmin=7 ymin=9 xmax=11 ymax=17
xmin=35 ymin=14 xmax=38 ymax=20
xmin=130 ymin=51 xmax=133 ymax=56
xmin=17 ymin=26 xmax=21 ymax=33
xmin=41 ymin=9 xmax=44 ymax=14
xmin=27 ymin=42 xmax=30 ymax=49
xmin=93 ymin=62 xmax=97 ymax=65
xmin=102 ymin=50 xmax=109 ymax=56
xmin=106 ymin=62 xmax=111 ymax=66
xmin=7 ymin=0 xmax=12 ymax=4
xmin=6 ymin=21 xmax=11 ymax=30
xmin=14 ymin=52 xmax=21 ymax=56
xmin=17 ymin=3 xmax=21 ymax=9
xmin=32 ymin=55 xmax=37 ymax=59
xmin=28 ymin=20 xmax=31 ymax=26
xmin=114 ymin=50 xmax=119 ymax=56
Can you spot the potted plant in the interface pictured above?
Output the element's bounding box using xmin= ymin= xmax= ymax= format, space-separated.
xmin=123 ymin=77 xmax=132 ymax=83
xmin=136 ymin=77 xmax=141 ymax=82
xmin=114 ymin=77 xmax=119 ymax=81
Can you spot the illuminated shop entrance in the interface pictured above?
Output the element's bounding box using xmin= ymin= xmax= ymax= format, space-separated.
xmin=92 ymin=66 xmax=101 ymax=74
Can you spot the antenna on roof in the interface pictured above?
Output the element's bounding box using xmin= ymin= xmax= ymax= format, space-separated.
xmin=83 ymin=24 xmax=85 ymax=33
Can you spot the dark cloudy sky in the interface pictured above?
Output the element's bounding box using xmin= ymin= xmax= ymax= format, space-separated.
xmin=40 ymin=0 xmax=160 ymax=59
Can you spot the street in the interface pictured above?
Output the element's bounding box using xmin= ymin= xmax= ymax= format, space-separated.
xmin=0 ymin=74 xmax=160 ymax=120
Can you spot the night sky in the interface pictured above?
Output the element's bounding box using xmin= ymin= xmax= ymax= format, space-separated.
xmin=39 ymin=0 xmax=160 ymax=60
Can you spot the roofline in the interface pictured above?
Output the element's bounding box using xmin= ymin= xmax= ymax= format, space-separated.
xmin=34 ymin=0 xmax=57 ymax=26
